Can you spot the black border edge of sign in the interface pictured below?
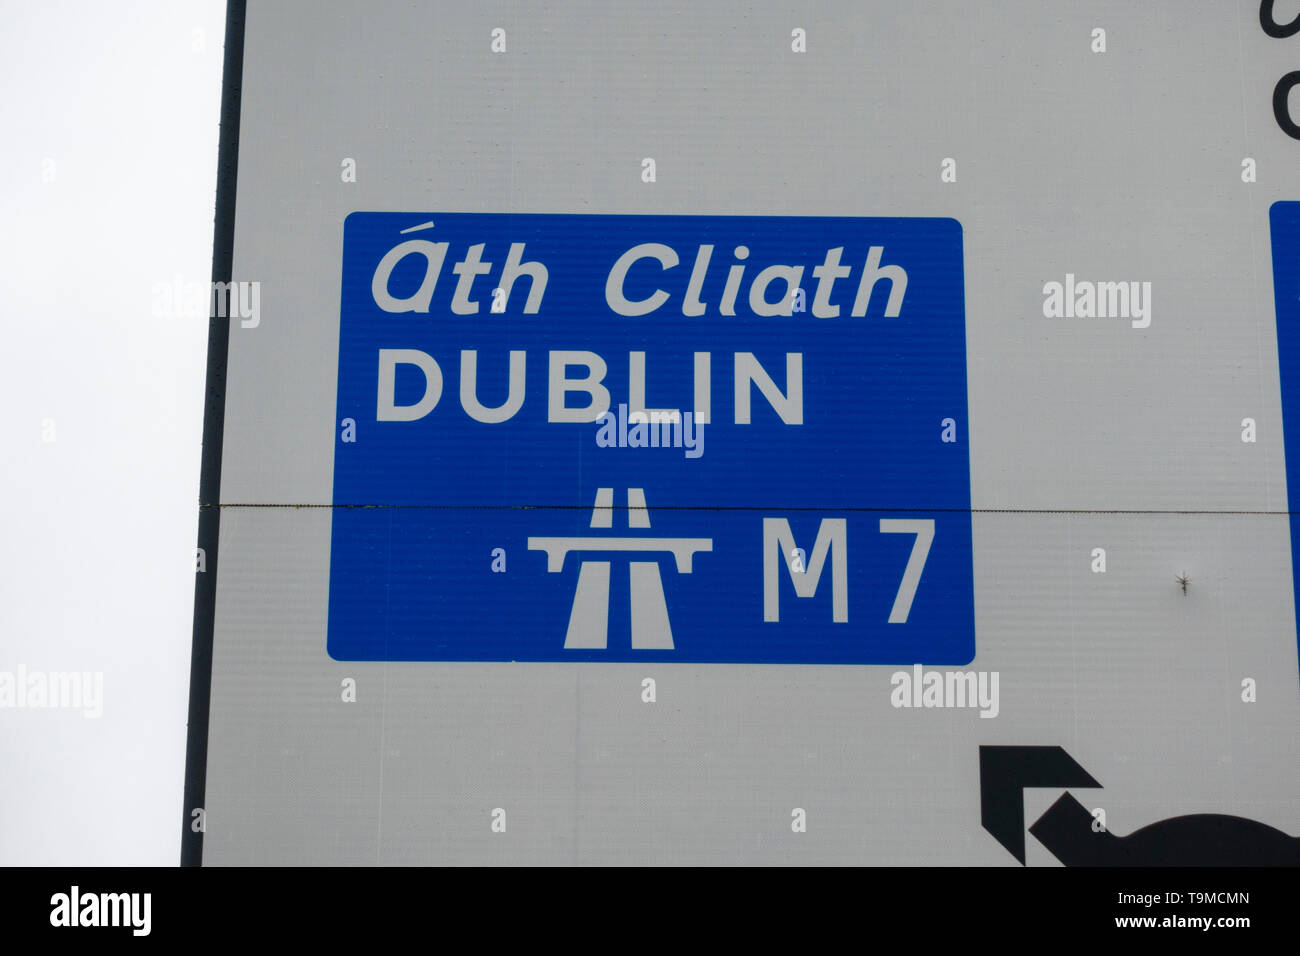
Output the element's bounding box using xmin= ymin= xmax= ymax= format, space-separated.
xmin=182 ymin=0 xmax=247 ymax=868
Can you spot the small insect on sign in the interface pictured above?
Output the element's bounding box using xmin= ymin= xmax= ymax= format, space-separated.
xmin=327 ymin=213 xmax=975 ymax=664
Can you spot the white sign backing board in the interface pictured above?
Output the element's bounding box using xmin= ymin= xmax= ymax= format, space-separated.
xmin=184 ymin=0 xmax=1300 ymax=866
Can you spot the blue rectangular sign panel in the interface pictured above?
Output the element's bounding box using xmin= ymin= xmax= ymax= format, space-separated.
xmin=327 ymin=212 xmax=974 ymax=663
xmin=1269 ymin=201 xmax=1300 ymax=683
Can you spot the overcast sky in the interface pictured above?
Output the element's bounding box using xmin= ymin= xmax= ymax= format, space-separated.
xmin=0 ymin=0 xmax=225 ymax=865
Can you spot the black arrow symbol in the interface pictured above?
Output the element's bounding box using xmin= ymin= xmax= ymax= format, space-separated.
xmin=1029 ymin=791 xmax=1300 ymax=866
xmin=980 ymin=745 xmax=1300 ymax=865
xmin=979 ymin=746 xmax=1101 ymax=864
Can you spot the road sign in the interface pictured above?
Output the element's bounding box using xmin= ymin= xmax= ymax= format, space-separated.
xmin=328 ymin=212 xmax=973 ymax=662
xmin=186 ymin=1 xmax=1300 ymax=868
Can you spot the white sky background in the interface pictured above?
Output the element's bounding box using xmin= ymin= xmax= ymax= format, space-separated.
xmin=0 ymin=0 xmax=225 ymax=864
